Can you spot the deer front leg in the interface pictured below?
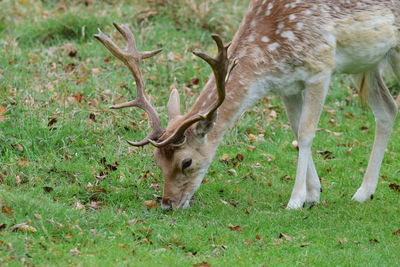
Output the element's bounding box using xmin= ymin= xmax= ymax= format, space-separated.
xmin=282 ymin=93 xmax=321 ymax=204
xmin=287 ymin=74 xmax=331 ymax=209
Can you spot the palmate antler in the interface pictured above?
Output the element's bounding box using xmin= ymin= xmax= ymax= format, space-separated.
xmin=95 ymin=23 xmax=237 ymax=148
xmin=94 ymin=23 xmax=164 ymax=146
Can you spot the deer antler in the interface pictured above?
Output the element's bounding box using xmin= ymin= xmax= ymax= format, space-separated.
xmin=94 ymin=23 xmax=164 ymax=146
xmin=149 ymin=34 xmax=238 ymax=147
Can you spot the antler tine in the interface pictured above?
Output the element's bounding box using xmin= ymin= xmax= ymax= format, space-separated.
xmin=193 ymin=34 xmax=238 ymax=121
xmin=94 ymin=23 xmax=164 ymax=146
xmin=150 ymin=34 xmax=237 ymax=147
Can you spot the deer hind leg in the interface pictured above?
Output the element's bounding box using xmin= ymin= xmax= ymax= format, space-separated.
xmin=282 ymin=92 xmax=321 ymax=204
xmin=388 ymin=47 xmax=400 ymax=81
xmin=352 ymin=66 xmax=398 ymax=202
xmin=287 ymin=72 xmax=331 ymax=209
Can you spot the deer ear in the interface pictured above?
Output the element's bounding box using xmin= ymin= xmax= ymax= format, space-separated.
xmin=195 ymin=111 xmax=217 ymax=137
xmin=167 ymin=89 xmax=181 ymax=121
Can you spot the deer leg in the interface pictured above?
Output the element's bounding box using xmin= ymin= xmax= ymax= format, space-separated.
xmin=282 ymin=93 xmax=321 ymax=204
xmin=287 ymin=73 xmax=331 ymax=209
xmin=352 ymin=68 xmax=397 ymax=202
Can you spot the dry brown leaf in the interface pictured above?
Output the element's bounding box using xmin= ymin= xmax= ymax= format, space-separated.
xmin=143 ymin=200 xmax=158 ymax=209
xmin=389 ymin=183 xmax=400 ymax=192
xmin=278 ymin=233 xmax=292 ymax=241
xmin=300 ymin=242 xmax=312 ymax=247
xmin=12 ymin=144 xmax=23 ymax=152
xmin=48 ymin=117 xmax=58 ymax=127
xmin=70 ymin=248 xmax=81 ymax=255
xmin=326 ymin=109 xmax=336 ymax=115
xmin=0 ymin=224 xmax=6 ymax=231
xmin=128 ymin=219 xmax=145 ymax=225
xmin=247 ymin=145 xmax=256 ymax=152
xmin=392 ymin=229 xmax=400 ymax=235
xmin=227 ymin=224 xmax=243 ymax=232
xmin=91 ymin=68 xmax=101 ymax=75
xmin=11 ymin=222 xmax=37 ymax=233
xmin=248 ymin=134 xmax=257 ymax=143
xmin=74 ymin=202 xmax=85 ymax=210
xmin=0 ymin=106 xmax=6 ymax=114
xmin=1 ymin=206 xmax=14 ymax=216
xmin=193 ymin=262 xmax=211 ymax=267
xmin=17 ymin=158 xmax=29 ymax=167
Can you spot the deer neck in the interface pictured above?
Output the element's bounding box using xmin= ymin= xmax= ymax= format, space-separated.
xmin=189 ymin=58 xmax=269 ymax=148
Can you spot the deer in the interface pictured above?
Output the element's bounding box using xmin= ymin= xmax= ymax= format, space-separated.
xmin=95 ymin=0 xmax=400 ymax=210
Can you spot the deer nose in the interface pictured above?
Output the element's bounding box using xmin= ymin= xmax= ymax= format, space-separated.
xmin=161 ymin=198 xmax=172 ymax=210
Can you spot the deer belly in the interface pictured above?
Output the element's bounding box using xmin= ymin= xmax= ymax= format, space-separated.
xmin=333 ymin=11 xmax=398 ymax=74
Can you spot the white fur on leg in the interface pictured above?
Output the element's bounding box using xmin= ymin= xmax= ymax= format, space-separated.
xmin=305 ymin=156 xmax=321 ymax=203
xmin=287 ymin=148 xmax=310 ymax=209
xmin=352 ymin=186 xmax=375 ymax=202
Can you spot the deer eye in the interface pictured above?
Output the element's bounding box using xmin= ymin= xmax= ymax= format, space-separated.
xmin=181 ymin=158 xmax=192 ymax=170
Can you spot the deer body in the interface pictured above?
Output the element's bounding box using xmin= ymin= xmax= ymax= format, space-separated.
xmin=96 ymin=0 xmax=400 ymax=210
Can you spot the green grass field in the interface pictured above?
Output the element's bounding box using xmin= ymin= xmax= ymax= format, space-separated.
xmin=1 ymin=1 xmax=399 ymax=266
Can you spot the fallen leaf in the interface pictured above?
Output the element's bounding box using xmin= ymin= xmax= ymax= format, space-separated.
xmin=88 ymin=113 xmax=96 ymax=122
xmin=247 ymin=145 xmax=256 ymax=152
xmin=1 ymin=206 xmax=14 ymax=216
xmin=228 ymin=224 xmax=242 ymax=232
xmin=12 ymin=144 xmax=23 ymax=152
xmin=300 ymin=242 xmax=312 ymax=247
xmin=0 ymin=105 xmax=6 ymax=120
xmin=128 ymin=219 xmax=145 ymax=225
xmin=92 ymin=68 xmax=101 ymax=74
xmin=317 ymin=150 xmax=334 ymax=160
xmin=74 ymin=202 xmax=85 ymax=210
xmin=235 ymin=153 xmax=244 ymax=161
xmin=34 ymin=213 xmax=42 ymax=219
xmin=369 ymin=239 xmax=379 ymax=244
xmin=326 ymin=109 xmax=336 ymax=115
xmin=43 ymin=186 xmax=54 ymax=193
xmin=47 ymin=117 xmax=57 ymax=127
xmin=11 ymin=222 xmax=37 ymax=233
xmin=193 ymin=262 xmax=211 ymax=267
xmin=70 ymin=248 xmax=81 ymax=255
xmin=0 ymin=224 xmax=6 ymax=231
xmin=392 ymin=229 xmax=400 ymax=235
xmin=17 ymin=158 xmax=29 ymax=167
xmin=338 ymin=238 xmax=348 ymax=245
xmin=142 ymin=200 xmax=158 ymax=209
xmin=278 ymin=233 xmax=292 ymax=241
xmin=220 ymin=199 xmax=228 ymax=206
xmin=389 ymin=183 xmax=400 ymax=192
xmin=360 ymin=126 xmax=369 ymax=133
xmin=119 ymin=244 xmax=129 ymax=250
xmin=248 ymin=134 xmax=257 ymax=143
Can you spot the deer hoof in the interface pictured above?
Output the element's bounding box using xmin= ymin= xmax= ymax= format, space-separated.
xmin=352 ymin=187 xmax=374 ymax=203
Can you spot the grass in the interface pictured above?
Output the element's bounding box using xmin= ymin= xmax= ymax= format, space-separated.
xmin=1 ymin=0 xmax=400 ymax=266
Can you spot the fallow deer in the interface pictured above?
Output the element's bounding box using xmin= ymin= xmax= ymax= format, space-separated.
xmin=95 ymin=0 xmax=400 ymax=209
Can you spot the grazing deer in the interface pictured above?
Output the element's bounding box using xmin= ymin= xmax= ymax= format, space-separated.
xmin=95 ymin=0 xmax=400 ymax=209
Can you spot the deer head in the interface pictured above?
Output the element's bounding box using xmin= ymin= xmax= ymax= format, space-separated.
xmin=95 ymin=23 xmax=237 ymax=209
